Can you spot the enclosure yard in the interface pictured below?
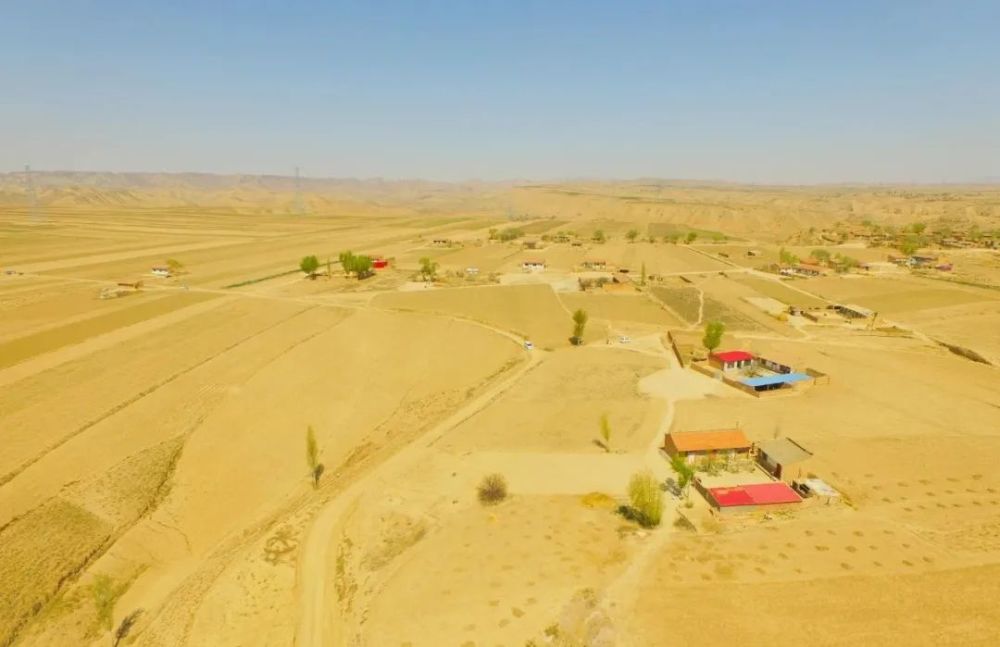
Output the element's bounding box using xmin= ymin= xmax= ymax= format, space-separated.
xmin=443 ymin=347 xmax=664 ymax=454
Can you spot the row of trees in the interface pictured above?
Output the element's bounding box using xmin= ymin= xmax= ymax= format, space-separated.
xmin=778 ymin=247 xmax=861 ymax=273
xmin=300 ymin=252 xmax=376 ymax=280
xmin=338 ymin=251 xmax=375 ymax=278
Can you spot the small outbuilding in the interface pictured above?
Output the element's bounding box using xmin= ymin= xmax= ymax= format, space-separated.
xmin=741 ymin=372 xmax=811 ymax=393
xmin=521 ymin=259 xmax=546 ymax=272
xmin=756 ymin=437 xmax=813 ymax=482
xmin=833 ymin=303 xmax=874 ymax=320
xmin=151 ymin=266 xmax=172 ymax=278
xmin=709 ymin=350 xmax=754 ymax=371
xmin=663 ymin=429 xmax=752 ymax=465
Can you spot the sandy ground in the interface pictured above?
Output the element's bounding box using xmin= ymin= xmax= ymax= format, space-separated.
xmin=2 ymin=189 xmax=999 ymax=647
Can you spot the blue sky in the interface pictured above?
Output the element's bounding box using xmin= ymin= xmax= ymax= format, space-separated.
xmin=2 ymin=1 xmax=998 ymax=183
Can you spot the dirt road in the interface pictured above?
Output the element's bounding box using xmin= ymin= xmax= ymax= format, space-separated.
xmin=294 ymin=349 xmax=542 ymax=646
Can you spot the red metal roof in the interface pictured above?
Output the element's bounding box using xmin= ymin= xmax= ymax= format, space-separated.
xmin=711 ymin=350 xmax=754 ymax=363
xmin=708 ymin=482 xmax=802 ymax=508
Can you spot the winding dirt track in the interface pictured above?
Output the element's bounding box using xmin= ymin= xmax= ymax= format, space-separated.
xmin=294 ymin=345 xmax=541 ymax=646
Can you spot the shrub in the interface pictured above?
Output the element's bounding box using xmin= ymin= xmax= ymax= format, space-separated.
xmin=627 ymin=471 xmax=664 ymax=528
xmin=477 ymin=473 xmax=508 ymax=505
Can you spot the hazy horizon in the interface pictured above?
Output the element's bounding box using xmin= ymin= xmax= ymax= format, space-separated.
xmin=3 ymin=1 xmax=998 ymax=184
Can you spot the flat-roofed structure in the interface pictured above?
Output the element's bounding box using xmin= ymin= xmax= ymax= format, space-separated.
xmin=741 ymin=372 xmax=811 ymax=392
xmin=757 ymin=437 xmax=813 ymax=482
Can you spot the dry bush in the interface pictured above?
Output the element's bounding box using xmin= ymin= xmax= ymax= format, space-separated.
xmin=626 ymin=471 xmax=664 ymax=528
xmin=477 ymin=473 xmax=508 ymax=505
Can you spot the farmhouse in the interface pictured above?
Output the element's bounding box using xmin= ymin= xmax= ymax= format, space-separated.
xmin=521 ymin=259 xmax=546 ymax=272
xmin=581 ymin=259 xmax=607 ymax=270
xmin=709 ymin=350 xmax=754 ymax=371
xmin=792 ymin=263 xmax=828 ymax=277
xmin=663 ymin=429 xmax=752 ymax=465
xmin=910 ymin=254 xmax=938 ymax=268
xmin=432 ymin=238 xmax=452 ymax=246
xmin=833 ymin=303 xmax=874 ymax=320
xmin=465 ymin=266 xmax=479 ymax=276
xmin=151 ymin=266 xmax=172 ymax=277
xmin=756 ymin=437 xmax=813 ymax=482
xmin=704 ymin=481 xmax=803 ymax=514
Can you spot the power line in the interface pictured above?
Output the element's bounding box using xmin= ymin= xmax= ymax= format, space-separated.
xmin=294 ymin=166 xmax=305 ymax=215
xmin=25 ymin=165 xmax=42 ymax=223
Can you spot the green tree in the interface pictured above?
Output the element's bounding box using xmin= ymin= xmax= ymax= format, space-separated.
xmin=627 ymin=471 xmax=664 ymax=528
xmin=669 ymin=455 xmax=695 ymax=499
xmin=668 ymin=234 xmax=680 ymax=244
xmin=571 ymin=308 xmax=589 ymax=345
xmin=809 ymin=248 xmax=831 ymax=263
xmin=498 ymin=227 xmax=524 ymax=242
xmin=338 ymin=250 xmax=355 ymax=277
xmin=702 ymin=320 xmax=725 ymax=353
xmin=306 ymin=425 xmax=323 ymax=489
xmin=166 ymin=258 xmax=184 ymax=273
xmin=592 ymin=229 xmax=606 ymax=243
xmin=300 ymin=255 xmax=320 ymax=278
xmin=685 ymin=231 xmax=698 ymax=244
xmin=910 ymin=221 xmax=927 ymax=234
xmin=351 ymin=254 xmax=374 ymax=279
xmin=599 ymin=413 xmax=612 ymax=452
xmin=640 ymin=262 xmax=647 ymax=286
xmin=626 ymin=228 xmax=639 ymax=243
xmin=779 ymin=247 xmax=799 ymax=265
xmin=898 ymin=237 xmax=920 ymax=256
xmin=488 ymin=227 xmax=498 ymax=240
xmin=833 ymin=254 xmax=860 ymax=273
xmin=326 ymin=257 xmax=332 ymax=279
xmin=419 ymin=256 xmax=438 ymax=281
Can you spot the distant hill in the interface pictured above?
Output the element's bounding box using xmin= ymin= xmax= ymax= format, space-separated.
xmin=1 ymin=171 xmax=997 ymax=240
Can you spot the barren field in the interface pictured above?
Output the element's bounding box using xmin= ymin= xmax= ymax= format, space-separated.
xmin=2 ymin=179 xmax=999 ymax=647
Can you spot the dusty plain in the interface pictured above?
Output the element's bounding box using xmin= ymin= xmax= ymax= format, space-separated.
xmin=1 ymin=175 xmax=999 ymax=647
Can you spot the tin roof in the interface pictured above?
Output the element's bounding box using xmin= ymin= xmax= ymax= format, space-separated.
xmin=758 ymin=437 xmax=813 ymax=465
xmin=741 ymin=373 xmax=810 ymax=388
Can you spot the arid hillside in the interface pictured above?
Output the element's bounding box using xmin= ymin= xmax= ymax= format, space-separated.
xmin=2 ymin=173 xmax=998 ymax=241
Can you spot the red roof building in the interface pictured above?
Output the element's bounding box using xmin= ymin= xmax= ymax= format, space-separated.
xmin=707 ymin=482 xmax=802 ymax=510
xmin=708 ymin=350 xmax=754 ymax=371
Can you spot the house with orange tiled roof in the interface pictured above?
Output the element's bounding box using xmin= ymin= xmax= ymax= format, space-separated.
xmin=663 ymin=429 xmax=752 ymax=465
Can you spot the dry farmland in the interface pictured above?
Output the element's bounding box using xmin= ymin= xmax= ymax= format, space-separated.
xmin=1 ymin=178 xmax=999 ymax=647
